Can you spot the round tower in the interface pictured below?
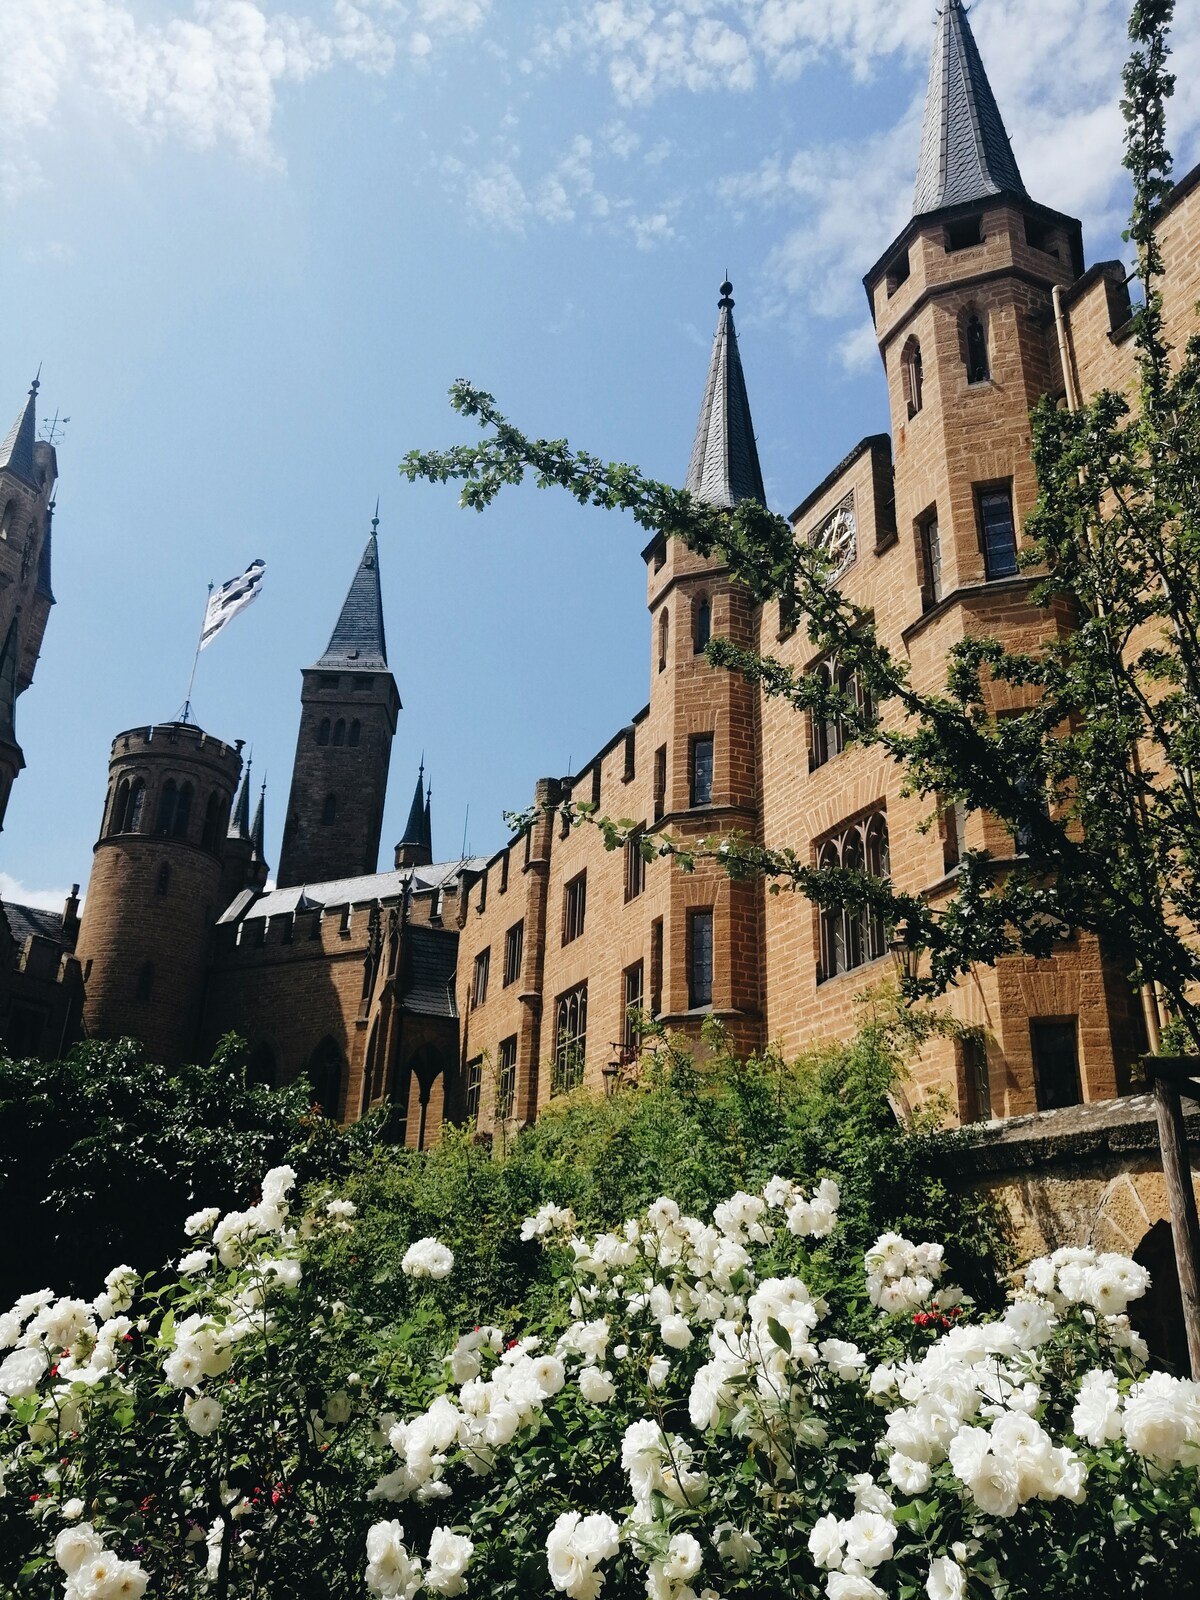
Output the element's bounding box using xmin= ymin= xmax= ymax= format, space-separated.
xmin=75 ymin=721 xmax=243 ymax=1066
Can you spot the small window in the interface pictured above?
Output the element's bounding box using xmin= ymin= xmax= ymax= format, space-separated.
xmin=886 ymin=251 xmax=910 ymax=296
xmin=623 ymin=961 xmax=644 ymax=1052
xmin=156 ymin=862 xmax=171 ymax=897
xmin=965 ymin=313 xmax=990 ymax=383
xmin=332 ymin=719 xmax=346 ymax=746
xmin=1031 ymin=1019 xmax=1082 ymax=1111
xmin=503 ymin=921 xmax=524 ymax=987
xmin=317 ymin=718 xmax=331 ymax=746
xmin=688 ymin=908 xmax=714 ymax=1010
xmin=321 ymin=793 xmax=337 ymax=826
xmin=941 ymin=797 xmax=966 ymax=873
xmin=694 ymin=596 xmax=711 ymax=653
xmin=920 ymin=510 xmax=943 ymax=608
xmin=945 ymin=216 xmax=982 ymax=252
xmin=478 ymin=866 xmax=488 ymax=912
xmin=653 ymin=745 xmax=667 ymax=822
xmin=562 ymin=870 xmax=587 ymax=945
xmin=464 ymin=1057 xmax=483 ymax=1123
xmin=650 ymin=918 xmax=664 ymax=1016
xmin=135 ymin=961 xmax=155 ymax=1002
xmin=658 ymin=608 xmax=669 ymax=673
xmin=348 ymin=720 xmax=361 ymax=747
xmin=625 ymin=826 xmax=646 ymax=902
xmin=623 ymin=729 xmax=636 ymax=782
xmin=500 ymin=852 xmax=510 ymax=893
xmin=472 ymin=947 xmax=491 ymax=1009
xmin=979 ymin=487 xmax=1018 ymax=579
xmin=496 ymin=1035 xmax=518 ymax=1119
xmin=1024 ymin=216 xmax=1057 ymax=257
xmin=902 ymin=337 xmax=923 ymax=418
xmin=339 ymin=904 xmax=352 ymax=936
xmin=552 ymin=982 xmax=588 ymax=1095
xmin=690 ymin=734 xmax=714 ymax=806
xmin=961 ymin=1035 xmax=992 ymax=1122
xmin=652 ymin=538 xmax=666 ymax=573
xmin=591 ymin=764 xmax=601 ymax=810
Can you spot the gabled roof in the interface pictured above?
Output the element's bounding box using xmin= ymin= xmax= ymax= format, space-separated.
xmin=0 ymin=381 xmax=38 ymax=487
xmin=314 ymin=532 xmax=388 ymax=671
xmin=2 ymin=900 xmax=65 ymax=946
xmin=684 ymin=281 xmax=766 ymax=510
xmin=912 ymin=0 xmax=1026 ymax=217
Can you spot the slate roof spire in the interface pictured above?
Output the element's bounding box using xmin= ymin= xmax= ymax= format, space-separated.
xmin=0 ymin=377 xmax=39 ymax=487
xmin=396 ymin=760 xmax=433 ymax=868
xmin=912 ymin=0 xmax=1026 ymax=217
xmin=422 ymin=778 xmax=432 ymax=858
xmin=229 ymin=759 xmax=253 ymax=840
xmin=685 ymin=281 xmax=766 ymax=509
xmin=250 ymin=780 xmax=266 ymax=860
xmin=315 ymin=520 xmax=388 ymax=671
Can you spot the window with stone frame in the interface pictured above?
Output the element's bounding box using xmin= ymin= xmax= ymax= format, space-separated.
xmin=562 ymin=870 xmax=587 ymax=945
xmin=623 ymin=961 xmax=645 ymax=1051
xmin=960 ymin=1034 xmax=993 ymax=1122
xmin=503 ymin=920 xmax=524 ymax=987
xmin=918 ymin=507 xmax=943 ymax=608
xmin=625 ymin=825 xmax=647 ymax=902
xmin=901 ymin=336 xmax=924 ymax=418
xmin=471 ymin=946 xmax=490 ymax=1009
xmin=978 ymin=485 xmax=1018 ymax=579
xmin=964 ymin=310 xmax=990 ymax=383
xmin=552 ymin=982 xmax=587 ymax=1095
xmin=693 ymin=595 xmax=712 ymax=652
xmin=464 ymin=1056 xmax=483 ymax=1123
xmin=653 ymin=746 xmax=667 ymax=822
xmin=690 ymin=734 xmax=714 ymax=806
xmin=816 ymin=812 xmax=890 ymax=982
xmin=809 ymin=658 xmax=873 ymax=769
xmin=1031 ymin=1019 xmax=1082 ymax=1111
xmin=658 ymin=607 xmax=669 ymax=673
xmin=650 ymin=918 xmax=663 ymax=1016
xmin=687 ymin=908 xmax=714 ymax=1009
xmin=496 ymin=1035 xmax=518 ymax=1119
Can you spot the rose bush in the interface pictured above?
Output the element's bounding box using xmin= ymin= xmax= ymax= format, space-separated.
xmin=0 ymin=1154 xmax=1195 ymax=1599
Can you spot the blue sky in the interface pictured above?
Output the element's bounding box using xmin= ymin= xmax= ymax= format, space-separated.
xmin=3 ymin=0 xmax=1199 ymax=906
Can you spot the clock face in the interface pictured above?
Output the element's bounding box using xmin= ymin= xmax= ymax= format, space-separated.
xmin=815 ymin=495 xmax=857 ymax=580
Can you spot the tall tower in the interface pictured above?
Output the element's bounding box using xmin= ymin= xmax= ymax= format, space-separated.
xmin=642 ymin=281 xmax=765 ymax=1051
xmin=864 ymin=0 xmax=1083 ymax=606
xmin=74 ymin=722 xmax=243 ymax=1066
xmin=0 ymin=379 xmax=58 ymax=830
xmin=276 ymin=523 xmax=400 ymax=888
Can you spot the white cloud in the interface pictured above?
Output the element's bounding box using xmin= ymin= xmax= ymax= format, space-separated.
xmin=0 ymin=874 xmax=76 ymax=914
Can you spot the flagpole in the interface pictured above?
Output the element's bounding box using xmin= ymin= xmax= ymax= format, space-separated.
xmin=178 ymin=583 xmax=213 ymax=725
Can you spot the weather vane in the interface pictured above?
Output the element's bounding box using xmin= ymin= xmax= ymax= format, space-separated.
xmin=40 ymin=409 xmax=70 ymax=448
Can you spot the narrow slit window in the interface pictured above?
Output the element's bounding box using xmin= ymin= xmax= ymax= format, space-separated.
xmin=965 ymin=313 xmax=990 ymax=383
xmin=690 ymin=734 xmax=714 ymax=806
xmin=688 ymin=908 xmax=714 ymax=1009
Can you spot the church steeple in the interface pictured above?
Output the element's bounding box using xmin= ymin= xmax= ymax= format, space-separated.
xmin=0 ymin=379 xmax=39 ymax=487
xmin=912 ymin=0 xmax=1026 ymax=218
xmin=685 ymin=281 xmax=765 ymax=509
xmin=395 ymin=762 xmax=432 ymax=869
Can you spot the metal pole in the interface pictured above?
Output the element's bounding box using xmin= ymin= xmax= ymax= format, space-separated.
xmin=179 ymin=583 xmax=213 ymax=724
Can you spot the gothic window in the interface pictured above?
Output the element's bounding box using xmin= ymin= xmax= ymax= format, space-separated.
xmin=173 ymin=782 xmax=193 ymax=839
xmin=348 ymin=720 xmax=361 ymax=747
xmin=552 ymin=982 xmax=588 ymax=1095
xmin=201 ymin=791 xmax=222 ymax=851
xmin=317 ymin=718 xmax=331 ymax=746
xmin=135 ymin=961 xmax=155 ymax=1002
xmin=308 ymin=1038 xmax=344 ymax=1120
xmin=562 ymin=870 xmax=587 ymax=944
xmin=919 ymin=509 xmax=943 ymax=607
xmin=687 ymin=908 xmax=714 ymax=1009
xmin=694 ymin=596 xmax=711 ymax=652
xmin=979 ymin=486 xmax=1018 ymax=579
xmin=901 ymin=337 xmax=923 ymax=418
xmin=817 ymin=813 xmax=890 ymax=982
xmin=321 ymin=793 xmax=337 ymax=826
xmin=690 ymin=734 xmax=714 ymax=806
xmin=496 ymin=1035 xmax=518 ymax=1119
xmin=810 ymin=659 xmax=871 ymax=768
xmin=127 ymin=779 xmax=146 ymax=833
xmin=110 ymin=779 xmax=130 ymax=834
xmin=155 ymin=780 xmax=178 ymax=835
xmin=156 ymin=862 xmax=171 ymax=896
xmin=332 ymin=719 xmax=346 ymax=746
xmin=965 ymin=312 xmax=990 ymax=383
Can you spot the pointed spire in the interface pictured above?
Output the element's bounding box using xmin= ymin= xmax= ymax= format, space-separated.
xmin=0 ymin=616 xmax=18 ymax=745
xmin=250 ymin=780 xmax=266 ymax=859
xmin=912 ymin=0 xmax=1026 ymax=217
xmin=0 ymin=377 xmax=39 ymax=487
xmin=422 ymin=778 xmax=432 ymax=857
xmin=315 ymin=522 xmax=387 ymax=671
xmin=400 ymin=762 xmax=425 ymax=850
xmin=229 ymin=759 xmax=252 ymax=841
xmin=685 ymin=281 xmax=766 ymax=510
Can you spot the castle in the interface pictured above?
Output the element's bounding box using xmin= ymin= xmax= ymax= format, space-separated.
xmin=4 ymin=3 xmax=1200 ymax=1176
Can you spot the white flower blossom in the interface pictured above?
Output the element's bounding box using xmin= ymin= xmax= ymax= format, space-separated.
xmin=401 ymin=1239 xmax=455 ymax=1280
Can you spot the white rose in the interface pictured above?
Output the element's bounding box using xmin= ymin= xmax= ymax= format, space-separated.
xmin=807 ymin=1513 xmax=845 ymax=1570
xmin=578 ymin=1366 xmax=616 ymax=1404
xmin=827 ymin=1575 xmax=887 ymax=1600
xmin=0 ymin=1345 xmax=47 ymax=1398
xmin=887 ymin=1453 xmax=932 ymax=1495
xmin=664 ymin=1532 xmax=703 ymax=1584
xmin=185 ymin=1207 xmax=220 ymax=1237
xmin=425 ymin=1528 xmax=474 ymax=1596
xmin=660 ymin=1315 xmax=693 ymax=1350
xmin=401 ymin=1239 xmax=455 ymax=1280
xmin=187 ymin=1396 xmax=224 ymax=1436
xmin=366 ymin=1520 xmax=423 ymax=1599
xmin=820 ymin=1339 xmax=866 ymax=1381
xmin=54 ymin=1522 xmax=104 ymax=1574
xmin=61 ymin=1498 xmax=85 ymax=1521
xmin=713 ymin=1522 xmax=761 ymax=1571
xmin=647 ymin=1354 xmax=671 ymax=1389
xmin=843 ymin=1511 xmax=895 ymax=1571
xmin=926 ymin=1555 xmax=967 ymax=1600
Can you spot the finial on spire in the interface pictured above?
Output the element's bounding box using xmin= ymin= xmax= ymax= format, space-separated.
xmin=371 ymin=497 xmax=380 ymax=534
xmin=31 ymin=367 xmax=41 ymax=398
xmin=719 ymin=279 xmax=734 ymax=308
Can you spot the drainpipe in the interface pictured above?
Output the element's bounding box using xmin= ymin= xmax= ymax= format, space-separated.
xmin=1052 ymin=285 xmax=1081 ymax=412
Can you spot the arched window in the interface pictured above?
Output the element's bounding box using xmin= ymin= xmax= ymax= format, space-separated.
xmin=321 ymin=793 xmax=337 ymax=826
xmin=110 ymin=778 xmax=131 ymax=835
xmin=126 ymin=779 xmax=146 ymax=833
xmin=317 ymin=718 xmax=331 ymax=746
xmin=658 ymin=608 xmax=669 ymax=673
xmin=173 ymin=782 xmax=193 ymax=839
xmin=156 ymin=862 xmax=171 ymax=896
xmin=308 ymin=1039 xmax=344 ymax=1120
xmin=332 ymin=719 xmax=346 ymax=746
xmin=817 ymin=813 xmax=890 ymax=981
xmin=965 ymin=312 xmax=989 ymax=383
xmin=156 ymin=779 xmax=178 ymax=835
xmin=694 ymin=597 xmax=711 ymax=653
xmin=902 ymin=337 xmax=923 ymax=417
xmin=135 ymin=961 xmax=155 ymax=1002
xmin=348 ymin=720 xmax=361 ymax=747
xmin=201 ymin=791 xmax=222 ymax=851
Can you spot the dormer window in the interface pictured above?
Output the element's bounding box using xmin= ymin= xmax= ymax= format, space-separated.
xmin=945 ymin=216 xmax=983 ymax=252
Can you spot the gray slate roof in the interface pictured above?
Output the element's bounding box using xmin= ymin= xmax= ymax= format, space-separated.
xmin=2 ymin=900 xmax=65 ymax=946
xmin=220 ymin=857 xmax=487 ymax=923
xmin=685 ymin=282 xmax=766 ymax=510
xmin=401 ymin=924 xmax=459 ymax=1018
xmin=314 ymin=533 xmax=388 ymax=671
xmin=912 ymin=0 xmax=1026 ymax=217
xmin=0 ymin=385 xmax=37 ymax=487
xmin=399 ymin=766 xmax=427 ymax=849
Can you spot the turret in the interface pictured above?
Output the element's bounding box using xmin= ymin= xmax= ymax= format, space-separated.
xmin=75 ymin=722 xmax=244 ymax=1065
xmin=220 ymin=761 xmax=269 ymax=904
xmin=394 ymin=762 xmax=432 ymax=868
xmin=276 ymin=518 xmax=400 ymax=888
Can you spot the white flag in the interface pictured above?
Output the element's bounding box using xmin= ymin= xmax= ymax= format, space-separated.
xmin=200 ymin=559 xmax=266 ymax=650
